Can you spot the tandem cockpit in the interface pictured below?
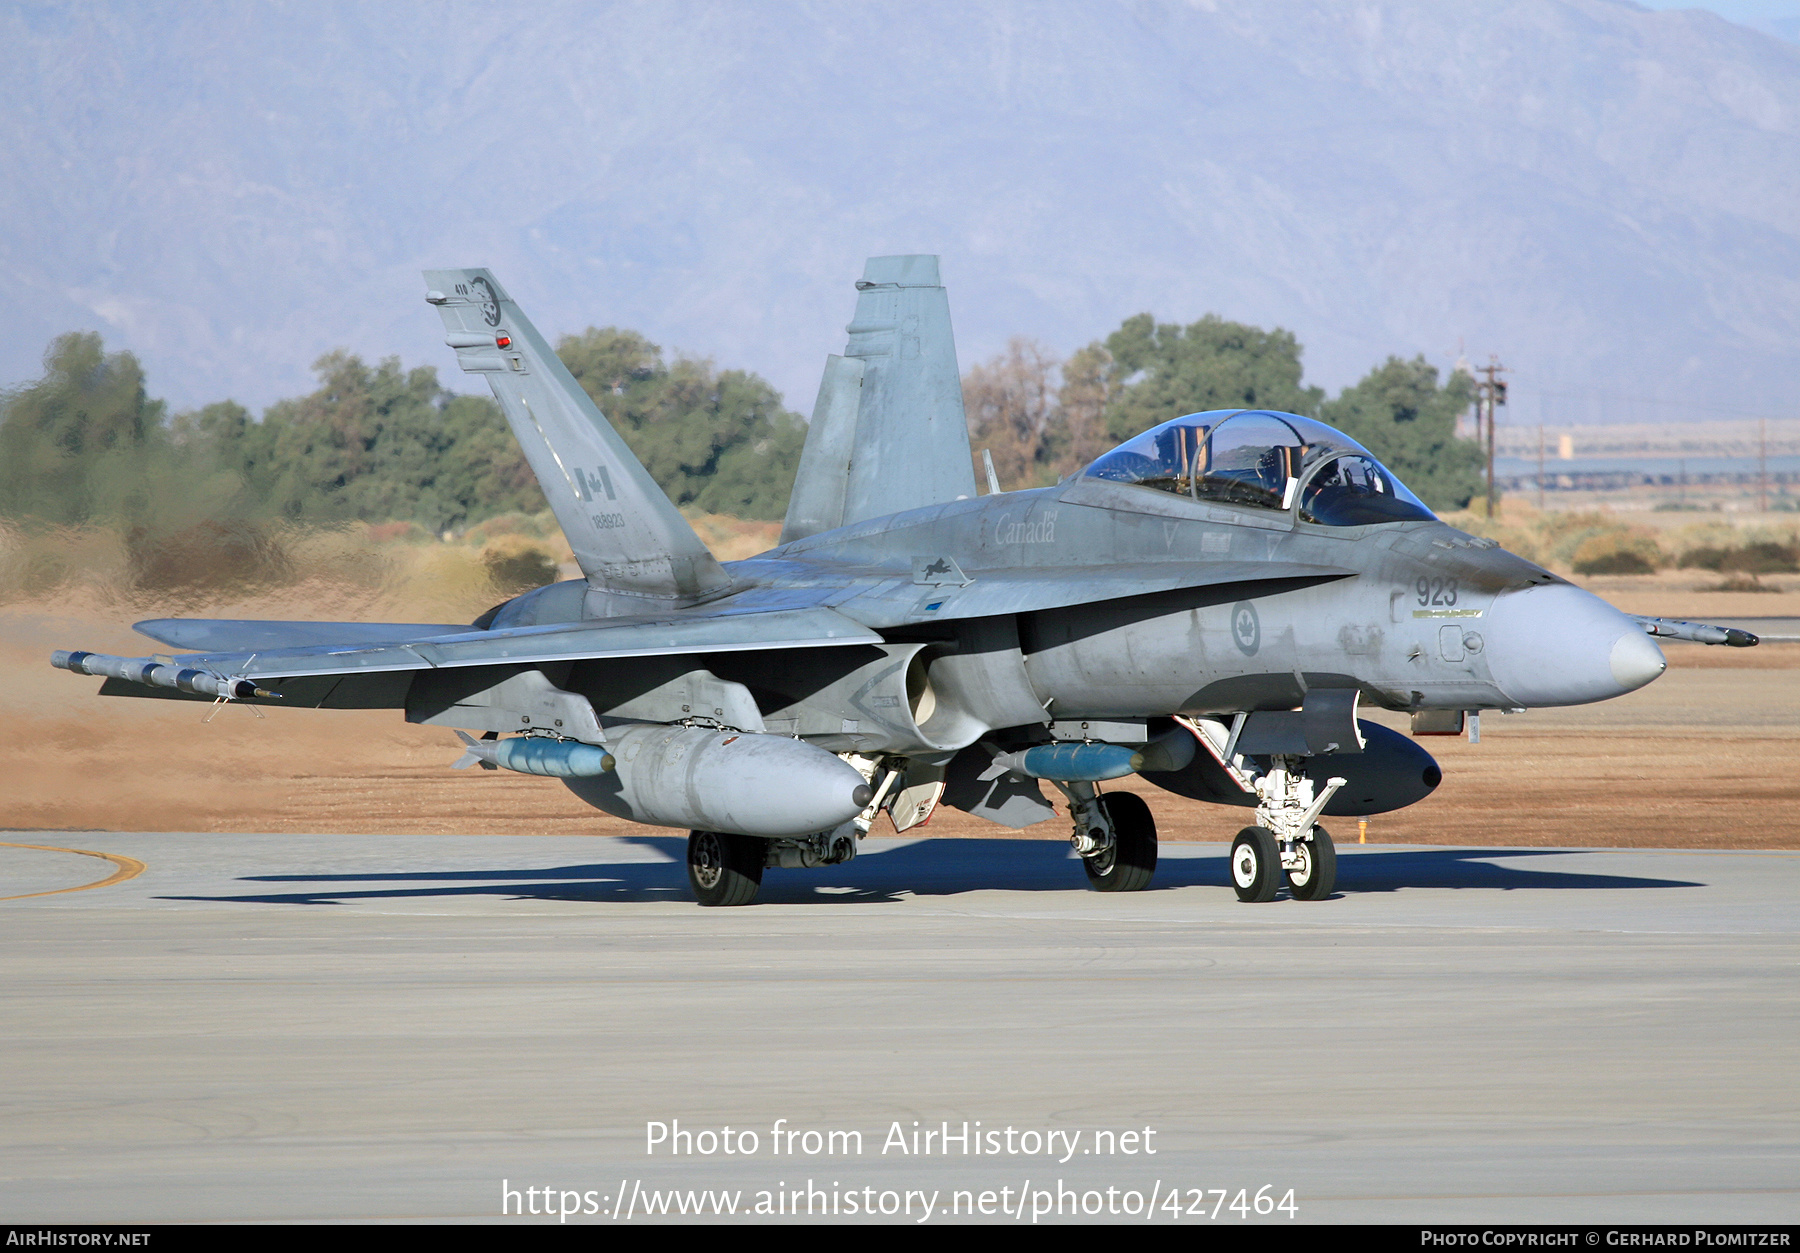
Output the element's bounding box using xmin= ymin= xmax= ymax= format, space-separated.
xmin=1082 ymin=409 xmax=1435 ymax=527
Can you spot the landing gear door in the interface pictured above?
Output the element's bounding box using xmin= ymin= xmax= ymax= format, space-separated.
xmin=889 ymin=763 xmax=947 ymax=832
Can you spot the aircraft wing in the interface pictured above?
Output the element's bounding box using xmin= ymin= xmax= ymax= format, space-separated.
xmin=133 ymin=619 xmax=475 ymax=652
xmin=106 ymin=560 xmax=1350 ymax=687
xmin=85 ymin=554 xmax=1344 ymax=697
xmin=75 ymin=606 xmax=881 ymax=689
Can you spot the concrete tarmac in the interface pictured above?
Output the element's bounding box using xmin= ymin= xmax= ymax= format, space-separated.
xmin=2 ymin=831 xmax=1796 ymax=1225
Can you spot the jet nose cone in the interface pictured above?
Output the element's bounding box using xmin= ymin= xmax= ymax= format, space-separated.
xmin=1485 ymin=583 xmax=1667 ymax=707
xmin=1610 ymin=628 xmax=1667 ymax=692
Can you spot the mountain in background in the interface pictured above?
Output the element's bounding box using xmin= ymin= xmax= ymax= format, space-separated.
xmin=2 ymin=0 xmax=1797 ymax=433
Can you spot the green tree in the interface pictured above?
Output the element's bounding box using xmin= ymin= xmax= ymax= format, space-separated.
xmin=1094 ymin=313 xmax=1324 ymax=444
xmin=196 ymin=352 xmax=545 ymax=532
xmin=1320 ymin=356 xmax=1483 ymax=510
xmin=1043 ymin=342 xmax=1116 ymax=477
xmin=5 ymin=326 xmax=805 ymax=542
xmin=0 ymin=332 xmax=167 ymax=523
xmin=557 ymin=327 xmax=804 ymax=520
xmin=0 ymin=331 xmax=250 ymax=537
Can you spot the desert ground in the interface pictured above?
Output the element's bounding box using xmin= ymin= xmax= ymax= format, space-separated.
xmin=3 ymin=555 xmax=1796 ymax=1227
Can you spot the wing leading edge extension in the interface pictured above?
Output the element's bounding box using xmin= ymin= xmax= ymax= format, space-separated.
xmin=720 ymin=557 xmax=1359 ymax=628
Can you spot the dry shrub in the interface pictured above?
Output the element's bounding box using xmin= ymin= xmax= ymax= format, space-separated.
xmin=0 ymin=524 xmax=132 ymax=602
xmin=1535 ymin=512 xmax=1624 ymax=567
xmin=1705 ymin=573 xmax=1779 ymax=592
xmin=281 ymin=524 xmax=396 ymax=593
xmin=125 ymin=519 xmax=296 ymax=592
xmin=1679 ymin=546 xmax=1730 ymax=571
xmin=1439 ymin=504 xmax=1671 ymax=575
xmin=1 ymin=518 xmax=521 ymax=624
xmin=461 ymin=510 xmax=558 ymax=549
xmin=1439 ymin=506 xmax=1549 ymax=564
xmin=1725 ymin=542 xmax=1796 ymax=573
xmin=366 ymin=520 xmax=435 ymax=545
xmin=1571 ymin=532 xmax=1662 ymax=575
xmin=480 ymin=534 xmax=558 ymax=596
xmin=682 ymin=510 xmax=782 ymax=562
xmin=0 ymin=505 xmax=770 ymax=623
xmin=1680 ymin=540 xmax=1798 ymax=574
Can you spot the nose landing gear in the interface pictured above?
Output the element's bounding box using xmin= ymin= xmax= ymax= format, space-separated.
xmin=1180 ymin=720 xmax=1352 ymax=903
xmin=1230 ymin=826 xmax=1281 ymax=902
xmin=1229 ymin=755 xmax=1345 ymax=903
xmin=1284 ymin=825 xmax=1337 ymax=900
xmin=1229 ymin=823 xmax=1338 ymax=902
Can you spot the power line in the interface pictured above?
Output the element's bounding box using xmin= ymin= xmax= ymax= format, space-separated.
xmin=1527 ymin=387 xmax=1792 ymax=422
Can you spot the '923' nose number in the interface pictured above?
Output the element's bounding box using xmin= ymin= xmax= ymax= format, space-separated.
xmin=1417 ymin=577 xmax=1458 ymax=607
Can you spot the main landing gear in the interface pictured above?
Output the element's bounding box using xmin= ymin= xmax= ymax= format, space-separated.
xmin=686 ymin=830 xmax=764 ymax=907
xmin=685 ymin=824 xmax=863 ymax=907
xmin=687 ymin=756 xmax=902 ymax=906
xmin=1058 ymin=781 xmax=1158 ymax=892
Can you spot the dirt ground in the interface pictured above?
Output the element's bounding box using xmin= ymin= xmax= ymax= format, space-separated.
xmin=2 ymin=575 xmax=1794 ymax=850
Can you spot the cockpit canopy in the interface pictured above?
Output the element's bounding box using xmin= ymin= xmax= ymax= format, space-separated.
xmin=1082 ymin=409 xmax=1434 ymax=526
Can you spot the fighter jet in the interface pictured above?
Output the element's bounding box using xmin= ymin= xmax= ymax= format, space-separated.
xmin=51 ymin=257 xmax=1757 ymax=906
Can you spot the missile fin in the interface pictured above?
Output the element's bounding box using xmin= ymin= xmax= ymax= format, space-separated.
xmin=451 ymin=730 xmax=497 ymax=771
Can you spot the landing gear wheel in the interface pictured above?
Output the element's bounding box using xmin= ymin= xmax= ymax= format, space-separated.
xmin=687 ymin=830 xmax=764 ymax=907
xmin=1083 ymin=791 xmax=1157 ymax=892
xmin=1286 ymin=825 xmax=1337 ymax=901
xmin=1230 ymin=826 xmax=1281 ymax=903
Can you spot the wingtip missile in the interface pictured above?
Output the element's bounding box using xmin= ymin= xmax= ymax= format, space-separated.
xmin=1629 ymin=616 xmax=1761 ymax=647
xmin=52 ymin=650 xmax=282 ymax=700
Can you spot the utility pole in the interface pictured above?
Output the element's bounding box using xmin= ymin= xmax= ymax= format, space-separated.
xmin=1537 ymin=423 xmax=1546 ymax=511
xmin=1760 ymin=416 xmax=1769 ymax=513
xmin=1474 ymin=357 xmax=1508 ymax=518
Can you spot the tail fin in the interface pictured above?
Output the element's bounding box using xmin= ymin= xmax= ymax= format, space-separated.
xmin=423 ymin=269 xmax=728 ymax=604
xmin=780 ymin=256 xmax=976 ymax=544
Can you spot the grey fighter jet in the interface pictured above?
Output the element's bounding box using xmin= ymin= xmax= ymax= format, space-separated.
xmin=51 ymin=257 xmax=1757 ymax=906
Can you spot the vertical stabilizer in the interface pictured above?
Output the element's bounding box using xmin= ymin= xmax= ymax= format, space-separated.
xmin=779 ymin=354 xmax=864 ymax=543
xmin=423 ymin=270 xmax=728 ymax=604
xmin=780 ymin=256 xmax=977 ymax=543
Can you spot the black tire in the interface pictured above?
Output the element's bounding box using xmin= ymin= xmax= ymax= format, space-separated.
xmin=687 ymin=830 xmax=764 ymax=907
xmin=1286 ymin=825 xmax=1337 ymax=901
xmin=1083 ymin=791 xmax=1158 ymax=892
xmin=1230 ymin=826 xmax=1281 ymax=903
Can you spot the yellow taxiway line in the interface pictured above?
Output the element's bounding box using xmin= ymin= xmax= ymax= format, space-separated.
xmin=0 ymin=840 xmax=146 ymax=901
